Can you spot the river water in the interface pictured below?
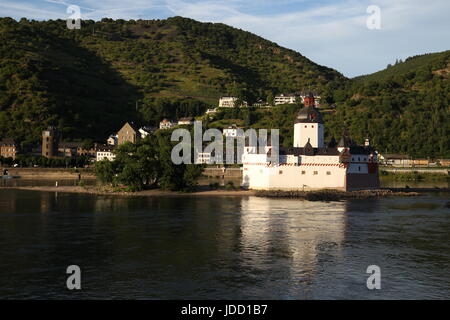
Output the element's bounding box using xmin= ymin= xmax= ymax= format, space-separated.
xmin=0 ymin=186 xmax=449 ymax=300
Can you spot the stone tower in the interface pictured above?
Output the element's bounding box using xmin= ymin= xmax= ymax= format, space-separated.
xmin=42 ymin=126 xmax=59 ymax=158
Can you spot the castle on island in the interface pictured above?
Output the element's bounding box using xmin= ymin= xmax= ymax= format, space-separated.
xmin=242 ymin=93 xmax=380 ymax=191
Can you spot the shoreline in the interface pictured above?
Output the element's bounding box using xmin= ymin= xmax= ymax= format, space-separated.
xmin=1 ymin=186 xmax=258 ymax=197
xmin=1 ymin=185 xmax=443 ymax=200
xmin=255 ymin=189 xmax=423 ymax=201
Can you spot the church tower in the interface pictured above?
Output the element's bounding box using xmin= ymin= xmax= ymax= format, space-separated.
xmin=293 ymin=93 xmax=324 ymax=148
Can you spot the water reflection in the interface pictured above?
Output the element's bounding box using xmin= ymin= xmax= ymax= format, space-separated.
xmin=239 ymin=197 xmax=347 ymax=298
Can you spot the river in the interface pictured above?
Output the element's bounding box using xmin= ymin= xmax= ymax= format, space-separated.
xmin=0 ymin=185 xmax=449 ymax=299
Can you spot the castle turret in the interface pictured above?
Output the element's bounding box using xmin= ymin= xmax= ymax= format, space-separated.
xmin=293 ymin=94 xmax=324 ymax=148
xmin=303 ymin=92 xmax=315 ymax=107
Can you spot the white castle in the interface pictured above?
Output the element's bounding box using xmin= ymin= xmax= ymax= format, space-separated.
xmin=242 ymin=93 xmax=380 ymax=191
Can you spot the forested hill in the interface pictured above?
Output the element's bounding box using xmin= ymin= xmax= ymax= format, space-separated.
xmin=0 ymin=17 xmax=448 ymax=158
xmin=320 ymin=50 xmax=450 ymax=158
xmin=0 ymin=16 xmax=344 ymax=148
xmin=354 ymin=51 xmax=450 ymax=83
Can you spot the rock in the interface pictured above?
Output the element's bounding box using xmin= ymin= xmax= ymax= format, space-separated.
xmin=255 ymin=189 xmax=420 ymax=200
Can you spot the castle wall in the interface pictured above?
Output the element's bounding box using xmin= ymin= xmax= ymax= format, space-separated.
xmin=345 ymin=173 xmax=380 ymax=190
xmin=243 ymin=164 xmax=347 ymax=190
xmin=347 ymin=163 xmax=369 ymax=174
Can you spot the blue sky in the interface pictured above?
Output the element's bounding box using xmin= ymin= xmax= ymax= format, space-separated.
xmin=1 ymin=0 xmax=449 ymax=77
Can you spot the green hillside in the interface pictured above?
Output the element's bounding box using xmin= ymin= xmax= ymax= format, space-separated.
xmin=0 ymin=17 xmax=344 ymax=149
xmin=0 ymin=17 xmax=448 ymax=158
xmin=354 ymin=51 xmax=450 ymax=83
xmin=323 ymin=51 xmax=450 ymax=158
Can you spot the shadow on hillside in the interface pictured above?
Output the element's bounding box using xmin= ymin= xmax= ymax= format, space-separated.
xmin=200 ymin=52 xmax=264 ymax=88
xmin=40 ymin=34 xmax=143 ymax=140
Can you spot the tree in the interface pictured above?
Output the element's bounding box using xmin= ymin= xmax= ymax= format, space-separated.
xmin=94 ymin=130 xmax=204 ymax=191
xmin=94 ymin=160 xmax=115 ymax=184
xmin=183 ymin=164 xmax=204 ymax=191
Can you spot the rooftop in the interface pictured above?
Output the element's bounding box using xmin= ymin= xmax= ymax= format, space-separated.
xmin=295 ymin=106 xmax=324 ymax=124
xmin=178 ymin=117 xmax=194 ymax=122
xmin=0 ymin=138 xmax=16 ymax=146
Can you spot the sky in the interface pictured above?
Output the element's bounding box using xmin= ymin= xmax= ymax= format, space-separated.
xmin=1 ymin=0 xmax=449 ymax=77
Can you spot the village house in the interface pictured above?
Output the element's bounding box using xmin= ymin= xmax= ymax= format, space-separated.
xmin=159 ymin=119 xmax=175 ymax=130
xmin=274 ymin=94 xmax=298 ymax=105
xmin=0 ymin=138 xmax=18 ymax=160
xmin=195 ymin=150 xmax=224 ymax=165
xmin=107 ymin=134 xmax=118 ymax=146
xmin=96 ymin=145 xmax=116 ymax=162
xmin=112 ymin=123 xmax=155 ymax=145
xmin=206 ymin=108 xmax=217 ymax=115
xmin=178 ymin=117 xmax=194 ymax=126
xmin=218 ymin=97 xmax=248 ymax=108
xmin=117 ymin=122 xmax=140 ymax=145
xmin=223 ymin=125 xmax=244 ymax=138
xmin=195 ymin=152 xmax=213 ymax=164
xmin=58 ymin=142 xmax=83 ymax=158
xmin=274 ymin=92 xmax=321 ymax=107
xmin=139 ymin=126 xmax=155 ymax=139
xmin=77 ymin=145 xmax=97 ymax=158
xmin=219 ymin=96 xmax=238 ymax=108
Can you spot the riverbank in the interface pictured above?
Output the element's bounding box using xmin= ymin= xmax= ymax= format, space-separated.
xmin=0 ymin=167 xmax=95 ymax=179
xmin=3 ymin=186 xmax=258 ymax=197
xmin=2 ymin=185 xmax=437 ymax=201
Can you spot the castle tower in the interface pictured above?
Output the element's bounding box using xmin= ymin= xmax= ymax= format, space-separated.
xmin=303 ymin=92 xmax=315 ymax=107
xmin=42 ymin=126 xmax=59 ymax=158
xmin=293 ymin=93 xmax=324 ymax=148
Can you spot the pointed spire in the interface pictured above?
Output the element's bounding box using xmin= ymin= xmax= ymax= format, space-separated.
xmin=304 ymin=138 xmax=313 ymax=149
xmin=338 ymin=129 xmax=353 ymax=148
